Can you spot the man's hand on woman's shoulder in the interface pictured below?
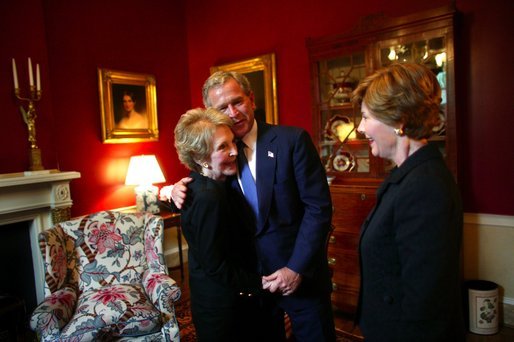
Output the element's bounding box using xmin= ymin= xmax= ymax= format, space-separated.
xmin=168 ymin=177 xmax=193 ymax=209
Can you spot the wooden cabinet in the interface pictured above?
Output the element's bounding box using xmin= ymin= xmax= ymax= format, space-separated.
xmin=307 ymin=5 xmax=457 ymax=317
xmin=328 ymin=185 xmax=377 ymax=313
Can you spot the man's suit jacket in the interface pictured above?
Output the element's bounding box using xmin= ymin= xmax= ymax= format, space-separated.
xmin=230 ymin=121 xmax=333 ymax=294
xmin=357 ymin=144 xmax=465 ymax=341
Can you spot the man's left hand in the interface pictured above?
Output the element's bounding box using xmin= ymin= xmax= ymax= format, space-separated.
xmin=262 ymin=267 xmax=302 ymax=296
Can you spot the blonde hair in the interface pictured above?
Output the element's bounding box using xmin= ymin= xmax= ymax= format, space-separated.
xmin=174 ymin=108 xmax=233 ymax=172
xmin=351 ymin=63 xmax=442 ymax=139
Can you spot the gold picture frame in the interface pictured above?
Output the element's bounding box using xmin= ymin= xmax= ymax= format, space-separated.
xmin=210 ymin=53 xmax=278 ymax=124
xmin=98 ymin=68 xmax=158 ymax=143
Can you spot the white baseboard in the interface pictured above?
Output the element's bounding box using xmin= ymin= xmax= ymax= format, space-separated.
xmin=464 ymin=213 xmax=514 ymax=228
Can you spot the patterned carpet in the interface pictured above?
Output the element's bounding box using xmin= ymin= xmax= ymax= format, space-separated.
xmin=174 ymin=292 xmax=196 ymax=341
xmin=169 ymin=267 xmax=360 ymax=341
xmin=174 ymin=298 xmax=357 ymax=341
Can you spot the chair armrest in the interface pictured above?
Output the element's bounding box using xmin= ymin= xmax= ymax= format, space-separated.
xmin=143 ymin=271 xmax=181 ymax=314
xmin=30 ymin=286 xmax=77 ymax=341
xmin=142 ymin=271 xmax=181 ymax=341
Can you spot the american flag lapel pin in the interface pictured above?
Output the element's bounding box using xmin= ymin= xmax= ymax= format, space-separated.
xmin=268 ymin=151 xmax=274 ymax=158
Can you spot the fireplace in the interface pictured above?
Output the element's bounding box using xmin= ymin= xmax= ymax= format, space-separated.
xmin=0 ymin=221 xmax=37 ymax=314
xmin=0 ymin=170 xmax=81 ymax=304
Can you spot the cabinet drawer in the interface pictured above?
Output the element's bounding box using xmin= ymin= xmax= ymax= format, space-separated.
xmin=327 ymin=231 xmax=359 ymax=252
xmin=331 ymin=267 xmax=360 ymax=288
xmin=327 ymin=251 xmax=359 ymax=275
xmin=331 ymin=280 xmax=359 ymax=313
xmin=331 ymin=191 xmax=376 ymax=231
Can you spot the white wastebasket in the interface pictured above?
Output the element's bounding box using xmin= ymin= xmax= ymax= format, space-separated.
xmin=466 ymin=280 xmax=499 ymax=335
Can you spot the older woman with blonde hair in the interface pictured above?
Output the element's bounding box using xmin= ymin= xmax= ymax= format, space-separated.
xmin=174 ymin=107 xmax=265 ymax=341
xmin=353 ymin=63 xmax=465 ymax=341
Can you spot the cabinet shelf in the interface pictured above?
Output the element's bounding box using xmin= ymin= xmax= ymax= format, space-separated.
xmin=429 ymin=135 xmax=446 ymax=142
xmin=319 ymin=103 xmax=354 ymax=111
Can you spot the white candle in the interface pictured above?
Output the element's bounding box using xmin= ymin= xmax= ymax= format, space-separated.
xmin=28 ymin=57 xmax=34 ymax=87
xmin=12 ymin=58 xmax=19 ymax=89
xmin=36 ymin=64 xmax=41 ymax=91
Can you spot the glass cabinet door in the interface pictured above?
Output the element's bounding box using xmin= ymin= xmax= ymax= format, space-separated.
xmin=308 ymin=5 xmax=456 ymax=182
xmin=376 ymin=32 xmax=452 ymax=166
xmin=316 ymin=51 xmax=377 ymax=176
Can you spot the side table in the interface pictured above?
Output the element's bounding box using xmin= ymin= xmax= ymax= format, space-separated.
xmin=158 ymin=209 xmax=184 ymax=281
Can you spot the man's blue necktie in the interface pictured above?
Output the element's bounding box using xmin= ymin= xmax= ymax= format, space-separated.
xmin=238 ymin=141 xmax=259 ymax=218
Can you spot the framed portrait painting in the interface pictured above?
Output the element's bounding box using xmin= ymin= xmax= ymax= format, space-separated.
xmin=98 ymin=68 xmax=158 ymax=143
xmin=210 ymin=53 xmax=278 ymax=124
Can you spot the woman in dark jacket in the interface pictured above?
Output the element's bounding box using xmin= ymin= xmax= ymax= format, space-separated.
xmin=352 ymin=63 xmax=465 ymax=341
xmin=174 ymin=108 xmax=263 ymax=341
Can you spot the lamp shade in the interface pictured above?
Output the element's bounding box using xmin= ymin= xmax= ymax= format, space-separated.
xmin=125 ymin=155 xmax=165 ymax=186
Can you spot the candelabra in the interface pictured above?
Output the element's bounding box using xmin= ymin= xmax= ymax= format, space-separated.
xmin=12 ymin=58 xmax=44 ymax=171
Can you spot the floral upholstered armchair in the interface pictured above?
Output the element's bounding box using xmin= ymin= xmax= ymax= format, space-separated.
xmin=30 ymin=211 xmax=181 ymax=341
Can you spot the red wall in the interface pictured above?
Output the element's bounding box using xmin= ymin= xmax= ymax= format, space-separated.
xmin=1 ymin=0 xmax=513 ymax=216
xmin=1 ymin=0 xmax=55 ymax=172
xmin=454 ymin=0 xmax=514 ymax=215
xmin=184 ymin=0 xmax=514 ymax=215
xmin=1 ymin=0 xmax=192 ymax=216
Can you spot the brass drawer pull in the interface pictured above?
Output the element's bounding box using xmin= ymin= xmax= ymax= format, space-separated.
xmin=329 ymin=235 xmax=336 ymax=244
xmin=332 ymin=282 xmax=338 ymax=291
xmin=360 ymin=193 xmax=367 ymax=200
xmin=328 ymin=257 xmax=336 ymax=265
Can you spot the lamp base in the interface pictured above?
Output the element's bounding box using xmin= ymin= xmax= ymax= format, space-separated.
xmin=135 ymin=185 xmax=160 ymax=213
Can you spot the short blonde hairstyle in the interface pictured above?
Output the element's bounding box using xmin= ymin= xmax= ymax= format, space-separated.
xmin=351 ymin=63 xmax=442 ymax=139
xmin=202 ymin=71 xmax=252 ymax=107
xmin=174 ymin=108 xmax=233 ymax=172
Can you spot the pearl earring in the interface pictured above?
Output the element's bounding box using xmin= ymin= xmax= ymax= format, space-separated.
xmin=202 ymin=162 xmax=209 ymax=169
xmin=394 ymin=128 xmax=404 ymax=136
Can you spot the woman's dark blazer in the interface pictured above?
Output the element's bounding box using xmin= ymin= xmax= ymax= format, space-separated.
xmin=357 ymin=144 xmax=465 ymax=341
xmin=180 ymin=171 xmax=262 ymax=340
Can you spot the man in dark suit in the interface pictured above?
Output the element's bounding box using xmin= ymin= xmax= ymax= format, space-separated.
xmin=171 ymin=71 xmax=335 ymax=341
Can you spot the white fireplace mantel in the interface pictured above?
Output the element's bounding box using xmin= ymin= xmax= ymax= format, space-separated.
xmin=0 ymin=170 xmax=81 ymax=218
xmin=0 ymin=169 xmax=81 ymax=302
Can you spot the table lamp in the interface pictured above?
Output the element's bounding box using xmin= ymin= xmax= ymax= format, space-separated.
xmin=125 ymin=155 xmax=166 ymax=213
